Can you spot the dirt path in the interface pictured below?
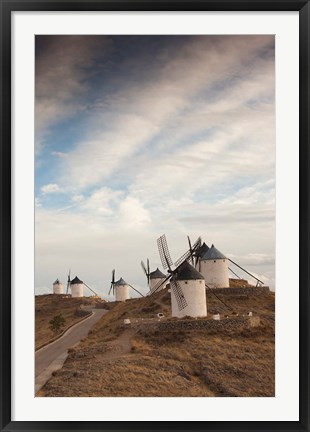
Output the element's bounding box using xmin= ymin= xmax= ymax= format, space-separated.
xmin=98 ymin=328 xmax=137 ymax=360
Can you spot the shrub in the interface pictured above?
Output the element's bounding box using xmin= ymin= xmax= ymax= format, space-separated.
xmin=49 ymin=314 xmax=66 ymax=335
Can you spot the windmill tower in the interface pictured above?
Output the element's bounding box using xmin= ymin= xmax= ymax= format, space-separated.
xmin=53 ymin=278 xmax=64 ymax=295
xmin=70 ymin=276 xmax=84 ymax=297
xmin=141 ymin=259 xmax=166 ymax=293
xmin=199 ymin=244 xmax=229 ymax=288
xmin=150 ymin=268 xmax=166 ymax=292
xmin=113 ymin=278 xmax=129 ymax=301
xmin=150 ymin=234 xmax=207 ymax=318
xmin=109 ymin=269 xmax=143 ymax=301
xmin=65 ymin=269 xmax=100 ymax=297
xmin=171 ymin=260 xmax=206 ymax=318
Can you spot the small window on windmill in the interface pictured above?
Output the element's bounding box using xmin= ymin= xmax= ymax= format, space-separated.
xmin=214 ymin=260 xmax=216 ymax=263
xmin=185 ymin=281 xmax=188 ymax=284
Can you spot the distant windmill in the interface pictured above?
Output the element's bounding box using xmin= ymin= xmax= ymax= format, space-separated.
xmin=192 ymin=241 xmax=209 ymax=270
xmin=66 ymin=269 xmax=100 ymax=298
xmin=53 ymin=278 xmax=64 ymax=295
xmin=148 ymin=234 xmax=206 ymax=318
xmin=199 ymin=244 xmax=264 ymax=288
xmin=141 ymin=259 xmax=166 ymax=293
xmin=70 ymin=276 xmax=84 ymax=297
xmin=109 ymin=269 xmax=144 ymax=301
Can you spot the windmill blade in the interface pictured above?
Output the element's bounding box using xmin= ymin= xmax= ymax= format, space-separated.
xmin=157 ymin=235 xmax=173 ymax=270
xmin=192 ymin=236 xmax=202 ymax=250
xmin=66 ymin=269 xmax=71 ymax=294
xmin=108 ymin=283 xmax=113 ymax=296
xmin=109 ymin=269 xmax=116 ymax=296
xmin=148 ymin=274 xmax=171 ymax=295
xmin=187 ymin=236 xmax=194 ymax=265
xmin=128 ymin=284 xmax=144 ymax=297
xmin=141 ymin=260 xmax=150 ymax=284
xmin=174 ymin=248 xmax=192 ymax=267
xmin=175 ymin=236 xmax=202 ymax=267
xmin=141 ymin=260 xmax=148 ymax=276
xmin=170 ymin=278 xmax=188 ymax=311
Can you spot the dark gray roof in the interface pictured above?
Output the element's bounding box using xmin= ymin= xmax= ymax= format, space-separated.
xmin=196 ymin=242 xmax=209 ymax=258
xmin=114 ymin=277 xmax=128 ymax=286
xmin=201 ymin=244 xmax=226 ymax=260
xmin=175 ymin=261 xmax=204 ymax=281
xmin=149 ymin=268 xmax=166 ymax=279
xmin=71 ymin=276 xmax=83 ymax=285
xmin=53 ymin=278 xmax=61 ymax=285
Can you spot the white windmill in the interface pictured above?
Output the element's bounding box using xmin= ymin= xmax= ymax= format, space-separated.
xmin=109 ymin=269 xmax=143 ymax=302
xmin=149 ymin=234 xmax=207 ymax=318
xmin=66 ymin=270 xmax=101 ymax=298
xmin=191 ymin=240 xmax=265 ymax=289
xmin=70 ymin=276 xmax=84 ymax=297
xmin=199 ymin=244 xmax=230 ymax=288
xmin=52 ymin=278 xmax=64 ymax=295
xmin=141 ymin=259 xmax=166 ymax=293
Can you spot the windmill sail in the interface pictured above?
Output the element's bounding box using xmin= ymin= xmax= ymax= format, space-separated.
xmin=157 ymin=235 xmax=173 ymax=270
xmin=148 ymin=234 xmax=203 ymax=311
xmin=66 ymin=269 xmax=71 ymax=294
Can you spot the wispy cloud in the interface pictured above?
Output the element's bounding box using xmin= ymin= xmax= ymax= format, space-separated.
xmin=35 ymin=35 xmax=275 ymax=295
xmin=41 ymin=183 xmax=61 ymax=194
xmin=35 ymin=36 xmax=113 ymax=154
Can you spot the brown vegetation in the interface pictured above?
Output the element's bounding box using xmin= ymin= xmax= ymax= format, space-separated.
xmin=37 ymin=289 xmax=274 ymax=397
xmin=35 ymin=295 xmax=105 ymax=349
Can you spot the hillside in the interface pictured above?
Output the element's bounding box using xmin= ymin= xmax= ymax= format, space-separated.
xmin=37 ymin=287 xmax=275 ymax=397
xmin=35 ymin=294 xmax=106 ymax=350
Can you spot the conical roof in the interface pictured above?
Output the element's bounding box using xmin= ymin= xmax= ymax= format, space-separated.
xmin=196 ymin=242 xmax=209 ymax=258
xmin=71 ymin=276 xmax=83 ymax=285
xmin=114 ymin=277 xmax=128 ymax=286
xmin=201 ymin=244 xmax=226 ymax=260
xmin=175 ymin=260 xmax=204 ymax=281
xmin=149 ymin=268 xmax=166 ymax=279
xmin=53 ymin=278 xmax=61 ymax=285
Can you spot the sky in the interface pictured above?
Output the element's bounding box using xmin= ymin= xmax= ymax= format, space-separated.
xmin=35 ymin=35 xmax=275 ymax=299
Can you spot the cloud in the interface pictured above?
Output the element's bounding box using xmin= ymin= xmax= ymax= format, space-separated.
xmin=41 ymin=183 xmax=60 ymax=194
xmin=71 ymin=194 xmax=84 ymax=203
xmin=35 ymin=36 xmax=113 ymax=154
xmin=35 ymin=197 xmax=42 ymax=207
xmin=52 ymin=35 xmax=274 ymax=192
xmin=118 ymin=196 xmax=151 ymax=228
xmin=52 ymin=151 xmax=68 ymax=158
xmin=35 ymin=35 xmax=275 ymax=295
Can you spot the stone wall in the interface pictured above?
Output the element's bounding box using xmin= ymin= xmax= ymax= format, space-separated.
xmin=133 ymin=315 xmax=260 ymax=332
xmin=207 ymin=286 xmax=270 ymax=296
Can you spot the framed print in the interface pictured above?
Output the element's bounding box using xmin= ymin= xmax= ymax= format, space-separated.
xmin=1 ymin=1 xmax=309 ymax=431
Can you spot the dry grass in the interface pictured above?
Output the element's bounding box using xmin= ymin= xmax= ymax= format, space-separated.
xmin=37 ymin=288 xmax=275 ymax=397
xmin=35 ymin=295 xmax=105 ymax=349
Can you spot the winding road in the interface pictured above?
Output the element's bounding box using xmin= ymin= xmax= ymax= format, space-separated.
xmin=35 ymin=308 xmax=108 ymax=393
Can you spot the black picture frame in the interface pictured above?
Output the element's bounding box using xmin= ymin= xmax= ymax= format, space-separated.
xmin=1 ymin=1 xmax=309 ymax=431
